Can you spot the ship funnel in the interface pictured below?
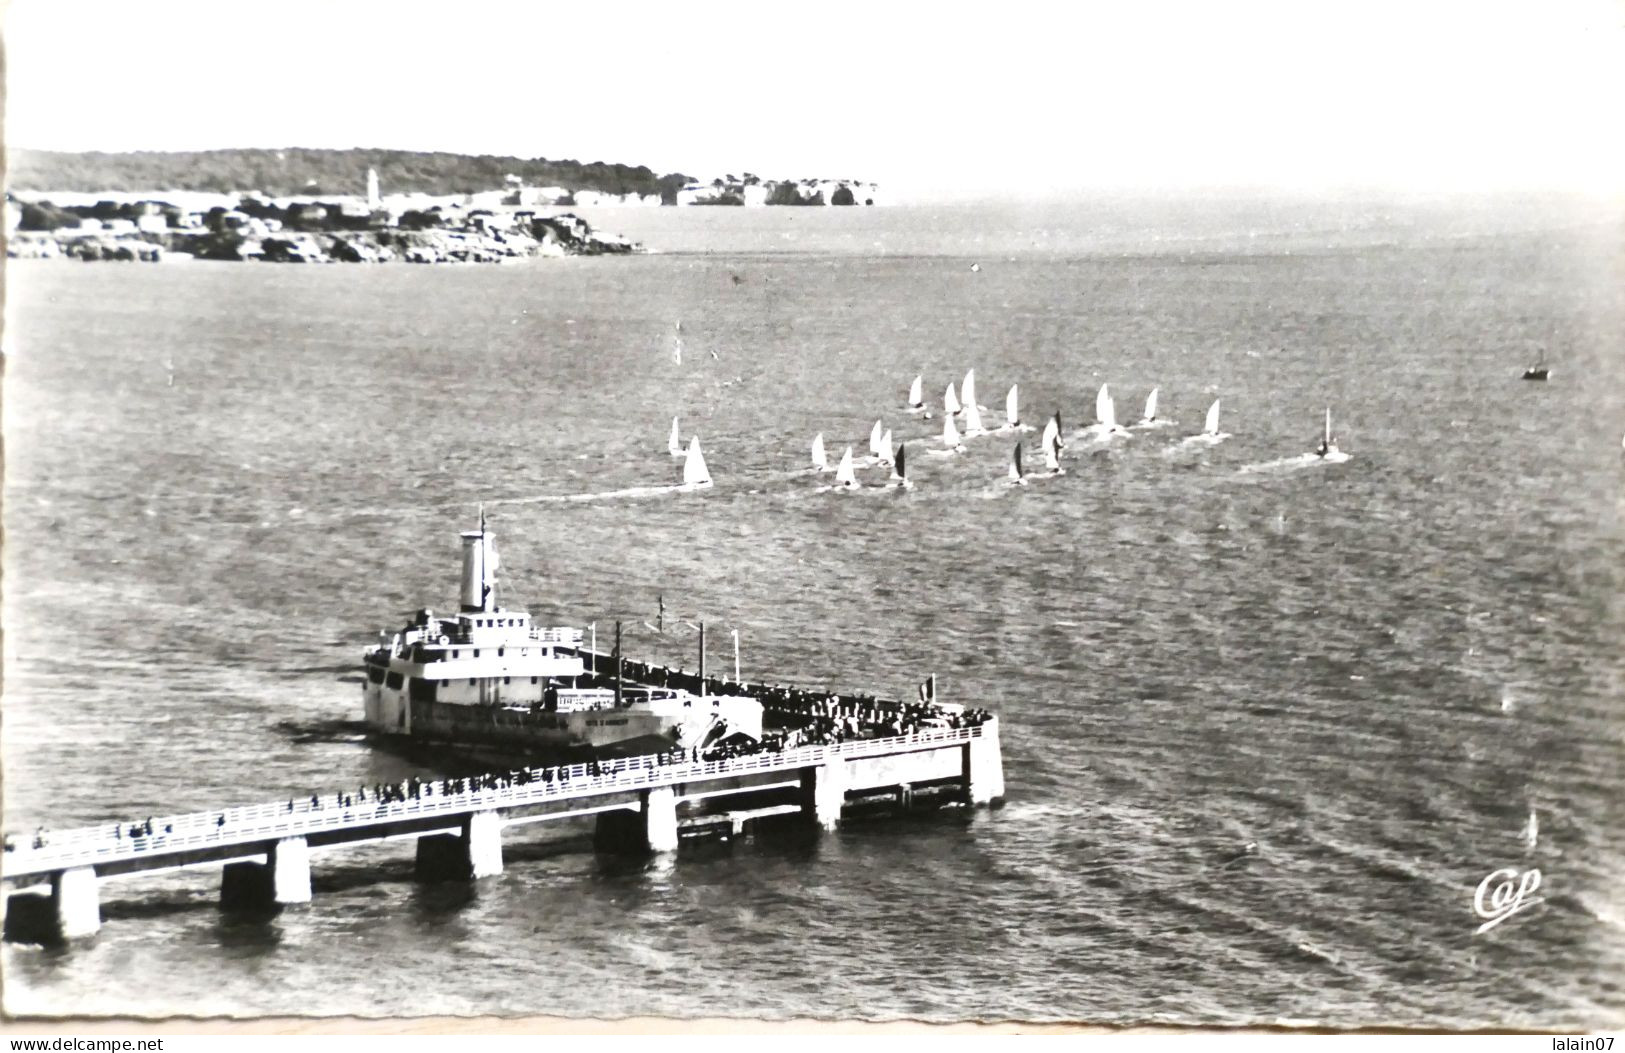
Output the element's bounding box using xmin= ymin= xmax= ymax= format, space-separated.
xmin=459 ymin=520 xmax=499 ymax=613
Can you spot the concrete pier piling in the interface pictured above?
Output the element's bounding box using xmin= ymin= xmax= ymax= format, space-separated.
xmin=220 ymin=837 xmax=313 ymax=911
xmin=594 ymin=788 xmax=680 ymax=855
xmin=55 ymin=867 xmax=101 ymax=939
xmin=800 ymin=763 xmax=847 ymax=831
xmin=3 ymin=866 xmax=101 ymax=944
xmin=644 ymin=786 xmax=679 ymax=854
xmin=964 ymin=718 xmax=1005 ymax=806
xmin=415 ymin=811 xmax=503 ymax=881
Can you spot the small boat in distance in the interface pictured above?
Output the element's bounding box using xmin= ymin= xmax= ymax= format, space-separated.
xmin=1041 ymin=412 xmax=1064 ymax=457
xmin=1522 ymin=349 xmax=1550 ymax=381
xmin=945 ymin=382 xmax=962 ymax=418
xmin=1005 ymin=385 xmax=1021 ymax=429
xmin=1092 ymin=383 xmax=1129 ymax=437
xmin=1043 ymin=423 xmax=1065 ymax=475
xmin=1204 ymin=399 xmax=1222 ymax=437
xmin=1009 ymin=442 xmax=1026 ymax=486
xmin=962 ymin=392 xmax=987 ymax=437
xmin=879 ymin=428 xmax=895 ymax=466
xmin=906 ymin=375 xmax=926 ymax=412
xmin=1314 ymin=407 xmax=1341 ymax=460
xmin=681 ymin=436 xmax=712 ymax=489
xmin=834 ymin=446 xmax=858 ymax=489
xmin=1137 ymin=387 xmax=1162 ymax=427
xmin=868 ymin=420 xmax=885 ymax=460
xmin=941 ymin=412 xmax=965 ymax=453
xmin=891 ymin=442 xmax=912 ymax=489
xmin=811 ymin=432 xmax=829 ymax=472
xmin=668 ymin=417 xmax=684 ymax=457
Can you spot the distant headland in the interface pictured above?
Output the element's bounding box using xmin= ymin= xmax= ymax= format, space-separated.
xmin=4 ymin=148 xmax=882 ymax=264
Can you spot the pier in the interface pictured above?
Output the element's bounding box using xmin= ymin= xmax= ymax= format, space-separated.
xmin=1 ymin=721 xmax=1003 ymax=945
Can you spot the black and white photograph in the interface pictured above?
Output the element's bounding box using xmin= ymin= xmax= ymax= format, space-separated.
xmin=2 ymin=0 xmax=1622 ymax=1035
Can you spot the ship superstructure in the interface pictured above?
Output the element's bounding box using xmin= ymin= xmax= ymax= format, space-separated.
xmin=362 ymin=517 xmax=762 ymax=756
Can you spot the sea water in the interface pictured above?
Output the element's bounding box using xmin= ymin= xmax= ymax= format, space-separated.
xmin=3 ymin=196 xmax=1623 ymax=1026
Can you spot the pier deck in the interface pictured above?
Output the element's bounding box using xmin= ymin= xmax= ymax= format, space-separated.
xmin=2 ymin=721 xmax=1003 ymax=944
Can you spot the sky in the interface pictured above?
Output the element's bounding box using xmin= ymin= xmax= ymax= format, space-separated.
xmin=5 ymin=0 xmax=1624 ymax=199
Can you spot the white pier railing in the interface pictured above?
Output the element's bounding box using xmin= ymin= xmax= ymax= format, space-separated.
xmin=3 ymin=725 xmax=986 ymax=881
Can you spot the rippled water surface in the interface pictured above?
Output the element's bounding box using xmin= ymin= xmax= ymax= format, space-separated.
xmin=4 ymin=198 xmax=1623 ymax=1027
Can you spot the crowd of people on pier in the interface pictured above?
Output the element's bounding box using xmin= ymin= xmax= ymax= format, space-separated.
xmin=10 ymin=691 xmax=993 ymax=854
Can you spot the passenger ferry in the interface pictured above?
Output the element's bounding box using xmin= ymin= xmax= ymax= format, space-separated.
xmin=362 ymin=515 xmax=763 ymax=759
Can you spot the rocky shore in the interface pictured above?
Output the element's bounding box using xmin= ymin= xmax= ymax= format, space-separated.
xmin=6 ymin=201 xmax=641 ymax=264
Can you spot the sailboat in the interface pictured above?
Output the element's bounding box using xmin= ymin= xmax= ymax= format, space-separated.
xmin=961 ymin=369 xmax=979 ymax=414
xmin=868 ymin=420 xmax=885 ymax=460
xmin=1043 ymin=426 xmax=1065 ymax=475
xmin=1314 ymin=407 xmax=1341 ymax=459
xmin=1094 ymin=383 xmax=1127 ymax=435
xmin=834 ymin=446 xmax=858 ymax=489
xmin=891 ymin=442 xmax=912 ymax=489
xmin=1522 ymin=809 xmax=1539 ymax=851
xmin=1138 ymin=387 xmax=1161 ymax=426
xmin=944 ymin=382 xmax=962 ymax=417
xmin=1005 ymin=385 xmax=1021 ymax=430
xmin=681 ymin=436 xmax=711 ymax=489
xmin=1204 ymin=399 xmax=1222 ymax=437
xmin=879 ymin=428 xmax=894 ymax=466
xmin=668 ymin=416 xmax=683 ymax=457
xmin=940 ymin=412 xmax=965 ymax=453
xmin=906 ymin=374 xmax=925 ymax=412
xmin=962 ymin=391 xmax=987 ymax=437
xmin=1041 ymin=412 xmax=1061 ymax=459
xmin=1009 ymin=442 xmax=1026 ymax=485
xmin=811 ymin=432 xmax=829 ymax=472
xmin=1521 ymin=349 xmax=1550 ymax=381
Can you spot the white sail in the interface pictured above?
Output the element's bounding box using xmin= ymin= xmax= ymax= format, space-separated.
xmin=811 ymin=432 xmax=828 ymax=471
xmin=1204 ymin=399 xmax=1221 ymax=436
xmin=1096 ymin=384 xmax=1117 ymax=429
xmin=1142 ymin=387 xmax=1159 ymax=423
xmin=1325 ymin=407 xmax=1333 ymax=445
xmin=682 ymin=437 xmax=711 ymax=487
xmin=907 ymin=375 xmax=924 ymax=408
xmin=942 ymin=413 xmax=962 ymax=449
xmin=668 ymin=416 xmax=682 ymax=456
xmin=1006 ymin=384 xmax=1020 ymax=427
xmin=835 ymin=446 xmax=857 ymax=487
xmin=945 ymin=382 xmax=961 ymax=416
xmin=869 ymin=420 xmax=885 ymax=458
xmin=1041 ymin=413 xmax=1058 ymax=453
xmin=1009 ymin=443 xmax=1024 ymax=482
xmin=961 ymin=369 xmax=978 ymax=413
xmin=1043 ymin=430 xmax=1061 ymax=472
xmin=880 ymin=428 xmax=894 ymax=464
xmin=963 ymin=398 xmax=985 ymax=436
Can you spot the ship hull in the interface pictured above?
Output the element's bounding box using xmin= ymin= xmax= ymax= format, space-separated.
xmin=363 ymin=677 xmax=745 ymax=759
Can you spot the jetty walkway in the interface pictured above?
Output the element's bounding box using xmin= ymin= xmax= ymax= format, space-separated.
xmin=2 ymin=720 xmax=1003 ymax=944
